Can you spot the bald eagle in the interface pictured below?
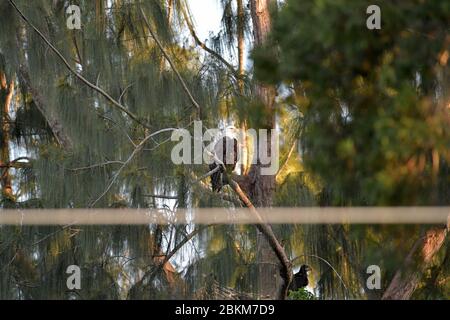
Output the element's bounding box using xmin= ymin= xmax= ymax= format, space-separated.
xmin=210 ymin=136 xmax=238 ymax=192
xmin=289 ymin=265 xmax=311 ymax=291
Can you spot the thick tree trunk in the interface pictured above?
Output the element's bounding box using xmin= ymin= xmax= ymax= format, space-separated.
xmin=382 ymin=220 xmax=449 ymax=300
xmin=0 ymin=70 xmax=14 ymax=201
xmin=249 ymin=0 xmax=276 ymax=127
xmin=249 ymin=0 xmax=283 ymax=299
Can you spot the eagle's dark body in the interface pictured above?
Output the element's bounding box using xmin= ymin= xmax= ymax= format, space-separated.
xmin=210 ymin=136 xmax=238 ymax=192
xmin=289 ymin=265 xmax=311 ymax=291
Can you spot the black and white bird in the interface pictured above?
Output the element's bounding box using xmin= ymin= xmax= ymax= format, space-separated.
xmin=209 ymin=135 xmax=238 ymax=192
xmin=289 ymin=265 xmax=311 ymax=291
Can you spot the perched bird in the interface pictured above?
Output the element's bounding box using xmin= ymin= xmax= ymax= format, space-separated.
xmin=289 ymin=265 xmax=311 ymax=291
xmin=209 ymin=135 xmax=238 ymax=192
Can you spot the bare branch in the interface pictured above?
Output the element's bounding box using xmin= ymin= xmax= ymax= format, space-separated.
xmin=119 ymin=83 xmax=133 ymax=104
xmin=68 ymin=161 xmax=125 ymax=172
xmin=89 ymin=128 xmax=177 ymax=207
xmin=276 ymin=139 xmax=297 ymax=177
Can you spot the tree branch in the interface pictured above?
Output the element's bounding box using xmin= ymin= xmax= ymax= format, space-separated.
xmin=276 ymin=139 xmax=297 ymax=178
xmin=180 ymin=3 xmax=238 ymax=77
xmin=18 ymin=66 xmax=74 ymax=150
xmin=9 ymin=0 xmax=148 ymax=129
xmin=89 ymin=128 xmax=177 ymax=207
xmin=190 ymin=171 xmax=242 ymax=206
xmin=128 ymin=224 xmax=212 ymax=297
xmin=228 ymin=178 xmax=293 ymax=299
xmin=140 ymin=7 xmax=201 ymax=115
xmin=161 ymin=224 xmax=212 ymax=266
xmin=68 ymin=161 xmax=125 ymax=172
xmin=382 ymin=217 xmax=449 ymax=300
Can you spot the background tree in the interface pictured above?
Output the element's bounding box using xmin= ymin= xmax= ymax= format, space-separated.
xmin=254 ymin=0 xmax=450 ymax=299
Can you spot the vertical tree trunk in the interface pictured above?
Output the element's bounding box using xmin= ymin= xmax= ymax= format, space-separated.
xmin=249 ymin=0 xmax=281 ymax=299
xmin=382 ymin=221 xmax=449 ymax=300
xmin=237 ymin=0 xmax=250 ymax=175
xmin=0 ymin=70 xmax=14 ymax=201
xmin=249 ymin=0 xmax=276 ymax=126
